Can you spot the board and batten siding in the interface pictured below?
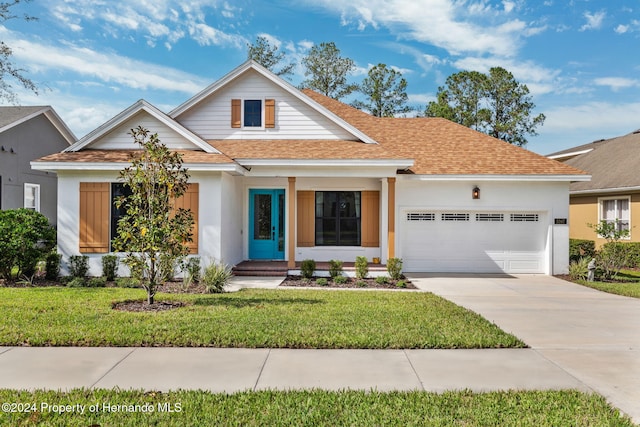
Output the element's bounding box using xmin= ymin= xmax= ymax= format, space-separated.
xmin=89 ymin=111 xmax=200 ymax=151
xmin=175 ymin=70 xmax=357 ymax=140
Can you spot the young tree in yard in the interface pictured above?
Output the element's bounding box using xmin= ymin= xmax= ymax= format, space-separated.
xmin=247 ymin=35 xmax=295 ymax=78
xmin=352 ymin=63 xmax=412 ymax=117
xmin=589 ymin=219 xmax=631 ymax=281
xmin=300 ymin=41 xmax=358 ymax=100
xmin=0 ymin=0 xmax=38 ymax=102
xmin=112 ymin=126 xmax=194 ymax=305
xmin=425 ymin=67 xmax=545 ymax=147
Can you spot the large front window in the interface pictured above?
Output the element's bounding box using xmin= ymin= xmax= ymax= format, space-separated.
xmin=315 ymin=191 xmax=361 ymax=246
xmin=601 ymin=197 xmax=630 ymax=235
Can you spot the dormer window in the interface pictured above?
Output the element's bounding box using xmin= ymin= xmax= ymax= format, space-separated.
xmin=231 ymin=98 xmax=275 ymax=129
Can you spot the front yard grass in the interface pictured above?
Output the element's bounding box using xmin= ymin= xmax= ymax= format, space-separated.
xmin=0 ymin=389 xmax=632 ymax=426
xmin=575 ymin=269 xmax=640 ymax=299
xmin=0 ymin=287 xmax=524 ymax=348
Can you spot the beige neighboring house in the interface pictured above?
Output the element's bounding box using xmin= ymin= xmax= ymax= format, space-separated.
xmin=548 ymin=129 xmax=640 ymax=247
xmin=33 ymin=60 xmax=587 ymax=276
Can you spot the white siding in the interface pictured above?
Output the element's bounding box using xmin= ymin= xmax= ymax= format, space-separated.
xmin=176 ymin=70 xmax=357 ymax=140
xmin=90 ymin=111 xmax=201 ymax=150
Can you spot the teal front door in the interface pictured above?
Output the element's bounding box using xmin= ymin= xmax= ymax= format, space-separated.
xmin=249 ymin=189 xmax=285 ymax=260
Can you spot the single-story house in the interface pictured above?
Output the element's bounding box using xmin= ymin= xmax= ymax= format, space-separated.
xmin=1 ymin=106 xmax=75 ymax=224
xmin=33 ymin=60 xmax=587 ymax=276
xmin=548 ymin=130 xmax=640 ymax=247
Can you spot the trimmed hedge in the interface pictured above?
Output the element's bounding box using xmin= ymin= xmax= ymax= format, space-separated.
xmin=569 ymin=239 xmax=595 ymax=263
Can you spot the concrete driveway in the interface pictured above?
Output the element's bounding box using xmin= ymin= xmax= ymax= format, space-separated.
xmin=408 ymin=273 xmax=640 ymax=423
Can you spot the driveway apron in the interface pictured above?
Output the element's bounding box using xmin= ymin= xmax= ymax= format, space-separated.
xmin=408 ymin=273 xmax=640 ymax=423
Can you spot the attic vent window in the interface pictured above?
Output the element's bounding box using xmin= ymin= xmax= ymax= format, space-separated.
xmin=476 ymin=213 xmax=504 ymax=222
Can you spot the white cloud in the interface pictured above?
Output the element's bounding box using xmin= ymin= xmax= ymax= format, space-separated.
xmin=302 ymin=0 xmax=535 ymax=57
xmin=593 ymin=77 xmax=640 ymax=91
xmin=615 ymin=24 xmax=629 ymax=34
xmin=580 ymin=10 xmax=606 ymax=31
xmin=543 ymin=101 xmax=640 ymax=132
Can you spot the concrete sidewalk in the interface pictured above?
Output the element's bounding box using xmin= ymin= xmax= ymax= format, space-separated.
xmin=0 ymin=346 xmax=587 ymax=393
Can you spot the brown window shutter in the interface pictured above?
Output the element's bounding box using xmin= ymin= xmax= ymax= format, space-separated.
xmin=297 ymin=191 xmax=315 ymax=247
xmin=79 ymin=182 xmax=110 ymax=253
xmin=231 ymin=99 xmax=241 ymax=128
xmin=361 ymin=191 xmax=380 ymax=247
xmin=173 ymin=183 xmax=199 ymax=254
xmin=265 ymin=99 xmax=275 ymax=128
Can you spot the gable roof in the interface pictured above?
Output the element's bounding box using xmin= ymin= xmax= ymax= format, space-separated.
xmin=0 ymin=106 xmax=76 ymax=145
xmin=550 ymin=130 xmax=640 ymax=193
xmin=302 ymin=90 xmax=587 ymax=178
xmin=65 ymin=100 xmax=218 ymax=153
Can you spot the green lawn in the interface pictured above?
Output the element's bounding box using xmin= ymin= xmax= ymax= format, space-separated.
xmin=576 ymin=269 xmax=640 ymax=298
xmin=0 ymin=287 xmax=524 ymax=348
xmin=0 ymin=389 xmax=632 ymax=426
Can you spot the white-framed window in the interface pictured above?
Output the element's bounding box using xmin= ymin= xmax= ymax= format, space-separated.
xmin=24 ymin=183 xmax=40 ymax=212
xmin=599 ymin=197 xmax=630 ymax=236
xmin=243 ymin=99 xmax=264 ymax=128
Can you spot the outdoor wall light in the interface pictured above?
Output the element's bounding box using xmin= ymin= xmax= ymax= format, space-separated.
xmin=472 ymin=186 xmax=480 ymax=199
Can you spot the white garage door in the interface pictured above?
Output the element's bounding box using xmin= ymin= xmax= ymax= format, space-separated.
xmin=400 ymin=211 xmax=547 ymax=273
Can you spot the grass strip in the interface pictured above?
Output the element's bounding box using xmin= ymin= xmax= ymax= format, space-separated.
xmin=0 ymin=389 xmax=633 ymax=426
xmin=0 ymin=287 xmax=523 ymax=348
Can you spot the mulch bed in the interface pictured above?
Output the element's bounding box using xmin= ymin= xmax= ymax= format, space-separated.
xmin=112 ymin=299 xmax=186 ymax=312
xmin=281 ymin=275 xmax=416 ymax=290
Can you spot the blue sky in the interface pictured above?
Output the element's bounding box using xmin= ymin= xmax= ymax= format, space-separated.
xmin=2 ymin=0 xmax=640 ymax=154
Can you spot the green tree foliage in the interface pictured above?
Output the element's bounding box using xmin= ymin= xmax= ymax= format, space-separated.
xmin=300 ymin=42 xmax=358 ymax=100
xmin=0 ymin=0 xmax=38 ymax=102
xmin=589 ymin=219 xmax=631 ymax=280
xmin=112 ymin=126 xmax=194 ymax=304
xmin=0 ymin=208 xmax=55 ymax=279
xmin=352 ymin=63 xmax=412 ymax=117
xmin=425 ymin=67 xmax=545 ymax=147
xmin=247 ymin=35 xmax=295 ymax=78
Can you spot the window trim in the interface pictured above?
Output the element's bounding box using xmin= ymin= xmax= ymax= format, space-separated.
xmin=598 ymin=196 xmax=631 ymax=239
xmin=24 ymin=183 xmax=40 ymax=212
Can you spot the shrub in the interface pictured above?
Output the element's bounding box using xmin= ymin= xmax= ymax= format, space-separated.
xmin=375 ymin=275 xmax=389 ymax=285
xmin=396 ymin=280 xmax=407 ymax=288
xmin=67 ymin=277 xmax=86 ymax=288
xmin=45 ymin=252 xmax=62 ymax=281
xmin=159 ymin=253 xmax=182 ymax=282
xmin=356 ymin=280 xmax=367 ymax=287
xmin=68 ymin=255 xmax=89 ymax=279
xmin=102 ymin=255 xmax=119 ymax=281
xmin=0 ymin=209 xmax=56 ymax=279
xmin=316 ymin=278 xmax=328 ymax=286
xmin=623 ymin=242 xmax=640 ymax=268
xmin=597 ymin=242 xmax=631 ymax=280
xmin=300 ymin=259 xmax=316 ymax=279
xmin=202 ymin=260 xmax=232 ymax=294
xmin=333 ymin=275 xmax=348 ymax=285
xmin=386 ymin=257 xmax=403 ymax=280
xmin=328 ymin=260 xmax=343 ymax=278
xmin=569 ymin=239 xmax=596 ymax=263
xmin=87 ymin=277 xmax=107 ymax=287
xmin=115 ymin=277 xmax=141 ymax=288
xmin=568 ymin=257 xmax=590 ymax=281
xmin=355 ymin=256 xmax=368 ymax=279
xmin=183 ymin=257 xmax=201 ymax=283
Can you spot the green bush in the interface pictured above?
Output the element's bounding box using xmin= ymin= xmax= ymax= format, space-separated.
xmin=159 ymin=253 xmax=181 ymax=282
xmin=598 ymin=242 xmax=631 ymax=280
xmin=623 ymin=242 xmax=640 ymax=268
xmin=87 ymin=277 xmax=107 ymax=287
xmin=375 ymin=275 xmax=389 ymax=285
xmin=568 ymin=257 xmax=590 ymax=281
xmin=68 ymin=255 xmax=89 ymax=279
xmin=386 ymin=257 xmax=403 ymax=280
xmin=102 ymin=255 xmax=119 ymax=281
xmin=0 ymin=209 xmax=56 ymax=279
xmin=328 ymin=260 xmax=343 ymax=278
xmin=183 ymin=257 xmax=201 ymax=283
xmin=300 ymin=259 xmax=316 ymax=279
xmin=356 ymin=280 xmax=367 ymax=287
xmin=333 ymin=275 xmax=348 ymax=285
xmin=316 ymin=278 xmax=328 ymax=286
xmin=67 ymin=277 xmax=86 ymax=288
xmin=45 ymin=252 xmax=62 ymax=281
xmin=569 ymin=239 xmax=595 ymax=263
xmin=115 ymin=277 xmax=141 ymax=288
xmin=202 ymin=260 xmax=232 ymax=294
xmin=355 ymin=256 xmax=368 ymax=279
xmin=396 ymin=280 xmax=407 ymax=288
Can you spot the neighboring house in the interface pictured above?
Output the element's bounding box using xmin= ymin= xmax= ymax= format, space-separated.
xmin=33 ymin=61 xmax=587 ymax=276
xmin=548 ymin=130 xmax=640 ymax=247
xmin=0 ymin=106 xmax=75 ymax=224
